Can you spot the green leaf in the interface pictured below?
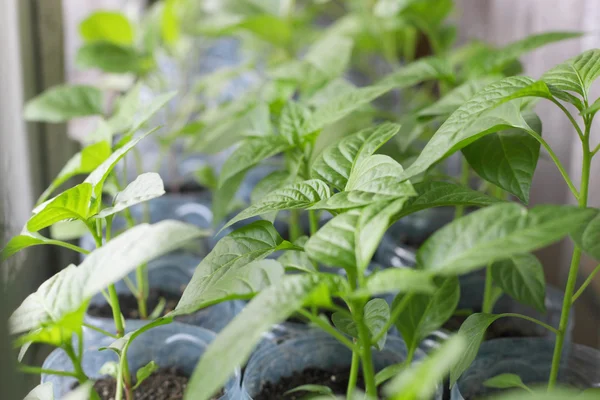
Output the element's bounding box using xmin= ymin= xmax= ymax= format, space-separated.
xmin=279 ymin=101 xmax=311 ymax=144
xmin=486 ymin=389 xmax=600 ymax=400
xmin=331 ymin=312 xmax=358 ymax=338
xmin=99 ymin=361 xmax=119 ymax=378
xmin=24 ymin=382 xmax=54 ymax=400
xmin=463 ymin=112 xmax=542 ymax=203
xmin=418 ymin=203 xmax=595 ymax=275
xmin=356 ymin=268 xmax=436 ymax=298
xmin=399 ymin=77 xmax=551 ymax=181
xmin=491 ymin=254 xmax=546 ymax=313
xmin=80 ymin=11 xmax=133 ymax=45
xmin=237 ymin=14 xmax=291 ymax=47
xmin=1 ymin=231 xmax=71 ymax=260
xmin=63 ymin=382 xmax=95 ymax=400
xmin=450 ymin=313 xmax=504 ymax=386
xmin=394 ymin=181 xmax=502 ymax=220
xmin=24 ymin=85 xmax=103 ymax=123
xmin=184 ymin=274 xmax=342 ymax=400
xmin=305 ymin=34 xmax=354 ymax=79
xmin=581 ymin=97 xmax=600 ymax=116
xmin=173 ymin=221 xmax=292 ymax=316
xmin=96 ymin=173 xmax=165 ymax=218
xmin=222 ymin=180 xmax=332 ymax=231
xmin=484 ymin=373 xmax=532 ymax=392
xmin=570 ymin=210 xmax=600 ymax=261
xmin=134 ymin=361 xmax=159 ymax=389
xmin=107 ymin=83 xmax=142 ymax=133
xmin=250 ymin=171 xmax=291 ymax=204
xmin=285 ymin=384 xmax=334 ymax=396
xmin=9 ymin=221 xmax=205 ymax=337
xmin=161 ymin=0 xmax=181 ymax=45
xmin=364 ymin=298 xmax=390 ymax=350
xmin=27 ymin=183 xmax=94 ymax=233
xmin=311 ymin=123 xmax=401 ymax=190
xmin=37 ymin=141 xmax=112 ymax=204
xmin=393 ymin=277 xmax=460 ymax=351
xmin=384 ymin=335 xmax=466 ymax=400
xmin=77 ymin=42 xmax=153 ymax=74
xmin=114 ymin=90 xmax=177 ymax=135
xmin=376 ymin=56 xmax=454 ymax=90
xmin=277 ymin=237 xmax=315 ymax=273
xmin=542 ymin=49 xmax=600 ymax=109
xmin=305 ymin=209 xmax=360 ymax=271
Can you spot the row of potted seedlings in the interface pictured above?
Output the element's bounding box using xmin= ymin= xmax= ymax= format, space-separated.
xmin=4 ymin=1 xmax=600 ymax=399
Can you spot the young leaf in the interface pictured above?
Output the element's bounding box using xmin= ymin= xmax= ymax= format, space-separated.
xmin=277 ymin=237 xmax=315 ymax=273
xmin=394 ymin=181 xmax=502 ymax=220
xmin=250 ymin=171 xmax=291 ymax=204
xmin=284 ymin=384 xmax=334 ymax=396
xmin=184 ymin=274 xmax=344 ymax=400
xmin=77 ymin=42 xmax=153 ymax=74
xmin=24 ymin=85 xmax=103 ymax=123
xmin=570 ymin=210 xmax=600 ymax=261
xmin=80 ymin=11 xmax=134 ymax=45
xmin=331 ymin=312 xmax=358 ymax=338
xmin=279 ymin=101 xmax=311 ymax=144
xmin=484 ymin=373 xmax=532 ymax=392
xmin=27 ymin=183 xmax=94 ymax=233
xmin=311 ymin=123 xmax=401 ymax=190
xmin=365 ymin=298 xmax=391 ymax=350
xmin=221 ymin=180 xmax=332 ymax=231
xmin=173 ymin=221 xmax=292 ymax=316
xmin=96 ymin=172 xmax=165 ymax=218
xmin=393 ymin=277 xmax=460 ymax=351
xmin=1 ymin=231 xmax=80 ymax=260
xmin=384 ymin=335 xmax=466 ymax=400
xmin=114 ymin=90 xmax=177 ymax=137
xmin=356 ymin=268 xmax=437 ymax=297
xmin=99 ymin=361 xmax=119 ymax=378
xmin=463 ymin=112 xmax=542 ymax=203
xmin=134 ymin=361 xmax=159 ymax=389
xmin=450 ymin=313 xmax=504 ymax=386
xmin=376 ymin=56 xmax=454 ymax=90
xmin=491 ymin=253 xmax=546 ymax=313
xmin=418 ymin=203 xmax=595 ymax=275
xmin=399 ymin=77 xmax=551 ymax=181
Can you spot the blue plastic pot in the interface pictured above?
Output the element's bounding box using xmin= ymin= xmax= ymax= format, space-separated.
xmin=451 ymin=338 xmax=600 ymax=399
xmin=41 ymin=323 xmax=243 ymax=399
xmin=84 ymin=255 xmax=244 ymax=335
xmin=242 ymin=331 xmax=440 ymax=399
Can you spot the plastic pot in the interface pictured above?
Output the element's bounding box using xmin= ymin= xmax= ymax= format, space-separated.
xmin=41 ymin=322 xmax=243 ymax=399
xmin=451 ymin=338 xmax=600 ymax=399
xmin=84 ymin=255 xmax=244 ymax=335
xmin=242 ymin=331 xmax=440 ymax=399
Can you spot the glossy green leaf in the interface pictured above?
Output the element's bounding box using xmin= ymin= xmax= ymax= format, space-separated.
xmin=395 ymin=181 xmax=502 ymax=220
xmin=393 ymin=277 xmax=460 ymax=351
xmin=491 ymin=254 xmax=546 ymax=313
xmin=279 ymin=101 xmax=311 ymax=144
xmin=384 ymin=335 xmax=466 ymax=400
xmin=418 ymin=203 xmax=595 ymax=275
xmin=305 ymin=209 xmax=360 ymax=271
xmin=571 ymin=210 xmax=600 ymax=261
xmin=1 ymin=231 xmax=78 ymax=260
xmin=364 ymin=298 xmax=390 ymax=350
xmin=80 ymin=11 xmax=133 ymax=45
xmin=355 ymin=268 xmax=436 ymax=298
xmin=134 ymin=361 xmax=159 ymax=389
xmin=184 ymin=274 xmax=340 ymax=400
xmin=450 ymin=313 xmax=503 ymax=386
xmin=173 ymin=221 xmax=292 ymax=316
xmin=223 ymin=180 xmax=331 ymax=231
xmin=96 ymin=173 xmax=165 ymax=218
xmin=77 ymin=42 xmax=153 ymax=74
xmin=37 ymin=141 xmax=112 ymax=204
xmin=581 ymin=97 xmax=600 ymax=116
xmin=399 ymin=77 xmax=551 ymax=181
xmin=311 ymin=123 xmax=401 ymax=190
xmin=463 ymin=112 xmax=542 ymax=203
xmin=27 ymin=183 xmax=94 ymax=233
xmin=250 ymin=171 xmax=291 ymax=204
xmin=24 ymin=85 xmax=103 ymax=123
xmin=484 ymin=373 xmax=531 ymax=392
xmin=331 ymin=311 xmax=358 ymax=338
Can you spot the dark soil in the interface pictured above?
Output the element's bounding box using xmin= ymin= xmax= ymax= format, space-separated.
xmin=87 ymin=289 xmax=181 ymax=320
xmin=254 ymin=367 xmax=382 ymax=400
xmin=80 ymin=367 xmax=224 ymax=400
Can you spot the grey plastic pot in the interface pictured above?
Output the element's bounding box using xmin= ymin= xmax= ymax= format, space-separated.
xmin=451 ymin=338 xmax=600 ymax=399
xmin=41 ymin=322 xmax=243 ymax=399
xmin=84 ymin=254 xmax=244 ymax=335
xmin=242 ymin=331 xmax=441 ymax=399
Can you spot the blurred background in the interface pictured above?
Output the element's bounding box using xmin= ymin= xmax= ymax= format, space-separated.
xmin=1 ymin=1 xmax=599 ymax=393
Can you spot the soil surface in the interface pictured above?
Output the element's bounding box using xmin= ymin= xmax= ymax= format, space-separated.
xmin=83 ymin=367 xmax=223 ymax=400
xmin=87 ymin=289 xmax=181 ymax=320
xmin=254 ymin=367 xmax=382 ymax=400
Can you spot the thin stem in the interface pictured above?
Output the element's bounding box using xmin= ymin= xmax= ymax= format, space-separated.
xmin=551 ymin=98 xmax=585 ymax=141
xmin=136 ymin=263 xmax=149 ymax=319
xmin=482 ymin=264 xmax=494 ymax=313
xmin=454 ymin=158 xmax=470 ymax=219
xmin=406 ymin=345 xmax=417 ymax=365
xmin=356 ymin=304 xmax=377 ymax=398
xmin=45 ymin=240 xmax=90 ymax=255
xmin=83 ymin=323 xmax=119 ymax=338
xmin=572 ymin=263 xmax=600 ymax=303
xmin=64 ymin=343 xmax=88 ymax=383
xmin=308 ymin=210 xmax=319 ymax=236
xmin=346 ymin=349 xmax=360 ymax=399
xmin=372 ymin=293 xmax=414 ymax=345
xmin=18 ymin=365 xmax=79 ymax=378
xmin=549 ymin=118 xmax=592 ymax=389
xmin=297 ymin=309 xmax=355 ymax=351
xmin=592 ymin=142 xmax=600 ymax=156
xmin=497 ymin=313 xmax=559 ymax=335
xmin=289 ymin=209 xmax=302 ymax=242
xmin=109 ymin=285 xmax=125 ymax=337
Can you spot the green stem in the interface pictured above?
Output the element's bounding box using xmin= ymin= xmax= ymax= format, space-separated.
xmin=454 ymin=158 xmax=470 ymax=219
xmin=356 ymin=303 xmax=377 ymax=398
xmin=572 ymin=263 xmax=600 ymax=303
xmin=136 ymin=263 xmax=149 ymax=319
xmin=83 ymin=323 xmax=119 ymax=338
xmin=297 ymin=309 xmax=355 ymax=350
xmin=482 ymin=264 xmax=494 ymax=313
xmin=18 ymin=365 xmax=79 ymax=378
xmin=346 ymin=350 xmax=360 ymax=399
xmin=64 ymin=343 xmax=87 ymax=383
xmin=289 ymin=209 xmax=302 ymax=242
xmin=497 ymin=313 xmax=559 ymax=335
xmin=548 ymin=119 xmax=592 ymax=389
xmin=308 ymin=210 xmax=319 ymax=236
xmin=406 ymin=345 xmax=417 ymax=365
xmin=45 ymin=240 xmax=90 ymax=255
xmin=109 ymin=285 xmax=125 ymax=337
